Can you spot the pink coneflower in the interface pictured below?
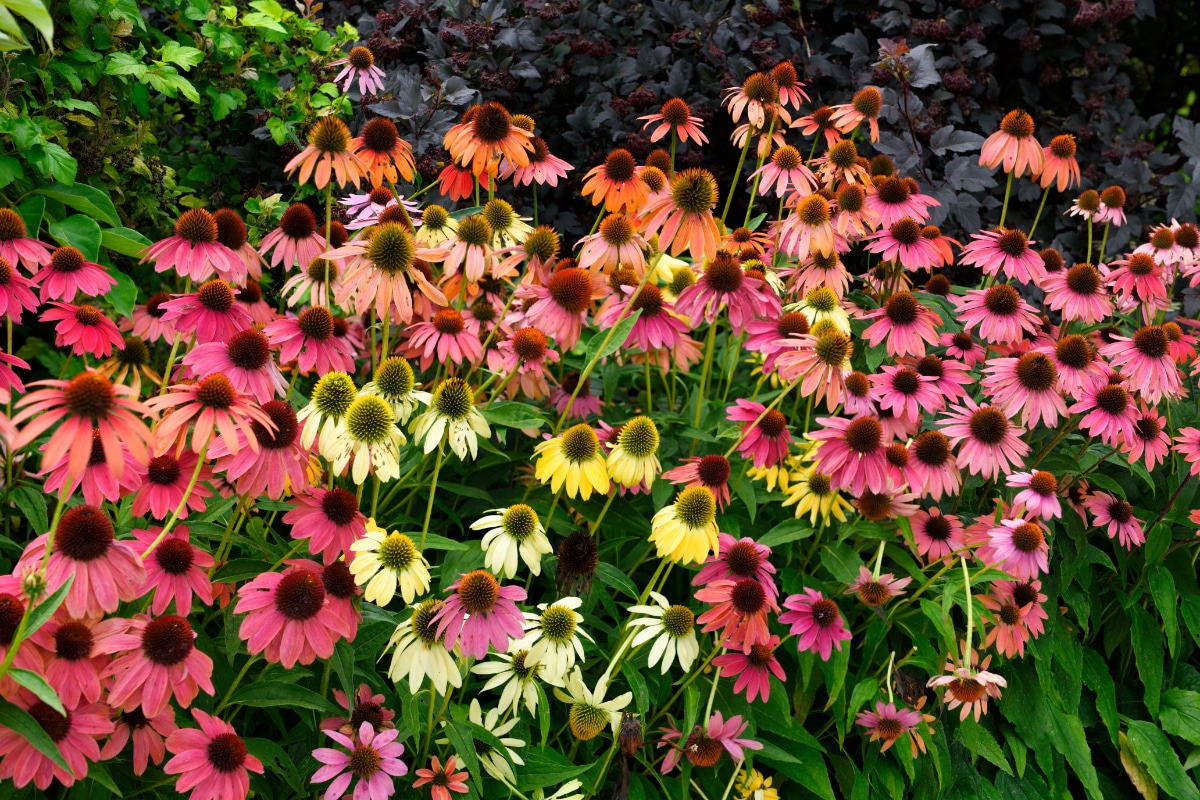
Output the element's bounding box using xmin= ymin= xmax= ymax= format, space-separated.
xmin=577 ymin=212 xmax=648 ymax=274
xmin=1083 ymin=492 xmax=1144 ymax=548
xmin=282 ymin=255 xmax=345 ymax=308
xmin=743 ymin=310 xmax=809 ymax=372
xmin=870 ymin=365 xmax=938 ymax=423
xmin=954 ymin=284 xmax=1042 ymax=344
xmin=855 ymin=482 xmax=921 ymax=522
xmin=42 ymin=429 xmax=140 ymax=507
xmin=517 ymin=267 xmax=600 ymax=350
xmin=986 ymin=518 xmax=1050 ymax=580
xmin=712 ymin=636 xmax=786 ymax=703
xmin=640 ymin=97 xmax=708 ymax=144
xmin=695 ymin=578 xmax=778 ymax=652
xmin=928 ymin=649 xmax=1007 ymax=721
xmin=101 ymin=707 xmax=177 ymax=776
xmin=164 ymin=709 xmax=264 ymax=800
xmin=980 ymin=109 xmax=1044 ymax=176
xmin=862 ymin=291 xmax=942 ymax=359
xmin=236 ymin=564 xmax=352 ymax=668
xmin=1125 ymin=403 xmax=1170 ymax=470
xmin=1038 ymin=134 xmax=1080 ymax=191
xmin=639 ymin=168 xmax=722 ymax=261
xmin=235 ymin=280 xmax=275 ymax=325
xmin=845 ymin=566 xmax=911 ymax=608
xmin=663 ymin=454 xmax=732 ymax=510
xmin=982 ymin=352 xmax=1066 ymax=429
xmin=749 ymin=145 xmax=816 ymax=197
xmin=1043 ymin=334 xmax=1107 ymax=399
xmin=922 ymin=225 xmax=961 ymax=267
xmin=432 ymin=570 xmax=527 ymax=660
xmin=210 ymin=400 xmax=310 ymax=500
xmin=184 ymin=329 xmax=287 ymax=404
xmin=16 ymin=503 xmax=145 ymax=618
xmin=438 ymin=162 xmax=479 ymax=203
xmin=332 ymin=45 xmax=386 ymax=94
xmin=129 ymin=526 xmax=214 ymax=615
xmin=312 ymin=721 xmax=407 ymax=800
xmin=1008 ymin=579 xmax=1049 ymax=638
xmin=1071 ymin=381 xmax=1137 ymax=446
xmin=938 ymin=398 xmax=1029 ymax=480
xmin=260 ymin=204 xmax=327 ymax=270
xmin=1101 ymin=325 xmax=1183 ymax=403
xmin=1094 ymin=185 xmax=1127 ymax=226
xmin=284 ymin=487 xmax=365 ymax=565
xmin=829 ymin=85 xmax=883 ymax=140
xmin=130 ymin=448 xmax=213 ymax=520
xmin=907 ymin=431 xmax=961 ymax=500
xmin=810 ymin=415 xmax=889 ymax=494
xmin=159 ymin=279 xmax=252 ymax=344
xmin=130 ymin=292 xmax=178 ymax=344
xmin=329 ymin=224 xmax=448 ymax=325
xmin=727 ymin=399 xmax=792 ymax=469
xmin=941 ymin=330 xmax=988 ymax=367
xmin=1108 ymin=252 xmax=1167 ymax=309
xmin=960 ymin=228 xmax=1045 ymax=284
xmin=1007 ymin=471 xmax=1062 ymax=519
xmin=595 ymin=284 xmax=688 ymax=357
xmin=413 ymin=755 xmax=470 ymax=800
xmin=1040 ymin=263 xmax=1112 ymax=324
xmin=777 ymin=194 xmax=840 ymax=257
xmin=266 ymin=307 xmax=355 ymax=374
xmin=323 ymin=684 xmax=396 ymax=735
xmin=674 ymin=251 xmax=779 ymax=328
xmin=141 ymin=209 xmax=243 ymax=282
xmin=500 ymin=136 xmax=573 ymax=187
xmin=148 ymin=373 xmax=273 ymax=457
xmin=493 ymin=326 xmax=559 ymax=401
xmin=0 ymin=696 xmax=112 ymax=790
xmin=0 ymin=350 xmax=25 ymax=404
xmin=0 ymin=256 xmax=38 ymax=322
xmin=33 ymin=244 xmax=116 ymax=302
xmin=41 ymin=302 xmax=124 ymax=358
xmin=694 ymin=533 xmax=776 ymax=597
xmin=787 ymin=250 xmax=853 ymax=298
xmin=402 ymin=308 xmax=483 ymax=372
xmin=442 ymin=214 xmax=494 ymax=285
xmin=857 ymin=702 xmax=928 ymax=757
xmin=912 ymin=353 xmax=972 ymax=405
xmin=866 ymin=175 xmax=940 ymax=227
xmin=910 ymin=507 xmax=966 ymax=565
xmin=213 ymin=208 xmax=262 ymax=284
xmin=1165 ymin=320 xmax=1199 ymax=363
xmin=0 ymin=208 xmax=52 ymax=272
xmin=779 ymin=588 xmax=851 ymax=661
xmin=27 ymin=613 xmax=124 ymax=707
xmin=864 ymin=217 xmax=941 ymax=270
xmin=1135 ymin=225 xmax=1187 ymax=269
xmin=658 ymin=711 xmax=762 ymax=773
xmin=1066 ymin=188 xmax=1103 ymax=222
xmin=551 ymin=371 xmax=602 ymax=420
xmin=98 ymin=614 xmax=215 ymax=716
xmin=342 ymin=187 xmax=413 ymax=229
xmin=304 ymin=559 xmax=361 ymax=642
xmin=978 ymin=583 xmax=1035 ymax=658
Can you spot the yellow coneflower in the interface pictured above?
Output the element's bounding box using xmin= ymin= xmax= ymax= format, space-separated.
xmin=780 ymin=463 xmax=854 ymax=526
xmin=649 ymin=486 xmax=720 ymax=565
xmin=349 ymin=518 xmax=431 ymax=606
xmin=533 ymin=424 xmax=610 ymax=500
xmin=606 ymin=416 xmax=661 ymax=489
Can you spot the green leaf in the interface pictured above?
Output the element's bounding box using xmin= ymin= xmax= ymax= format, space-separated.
xmin=104 ymin=51 xmax=146 ymax=77
xmin=1162 ymin=689 xmax=1200 ymax=746
xmin=244 ymin=738 xmax=305 ymax=794
xmin=1131 ymin=604 xmax=1165 ymax=718
xmin=1149 ymin=566 xmax=1179 ymax=658
xmin=106 ymin=269 xmax=137 ymax=318
xmin=819 ymin=541 xmax=863 ymax=583
xmin=242 ymin=11 xmax=286 ymax=32
xmin=9 ymin=485 xmax=48 ymax=533
xmin=756 ymin=740 xmax=836 ymax=800
xmin=534 ymin=681 xmax=551 ymax=746
xmin=442 ymin=720 xmax=481 ymax=789
xmin=1047 ymin=704 xmax=1103 ymax=800
xmin=956 ymin=716 xmax=1012 ymax=775
xmin=159 ymin=40 xmax=204 ymax=69
xmin=585 ymin=309 xmax=642 ymax=363
xmin=0 ymin=697 xmax=68 ymax=769
xmin=1082 ymin=648 xmax=1118 ymax=746
xmin=6 ymin=0 xmax=53 ymax=44
xmin=84 ymin=759 xmax=122 ymax=796
xmin=331 ymin=639 xmax=355 ymax=701
xmin=682 ymin=682 xmax=701 ymax=745
xmin=31 ymin=142 xmax=77 ymax=184
xmin=0 ymin=155 xmax=23 ymax=188
xmin=25 ymin=574 xmax=74 ymax=637
xmin=34 ymin=183 xmax=118 ymax=226
xmin=48 ymin=214 xmax=101 ymax=261
xmin=758 ymin=518 xmax=814 ymax=548
xmin=228 ymin=681 xmax=337 ymax=712
xmin=100 ymin=226 xmax=151 ymax=257
xmin=595 ymin=562 xmax=638 ymax=600
xmin=846 ymin=678 xmax=878 ymax=732
xmin=16 ymin=195 xmax=44 ymax=236
xmin=9 ymin=668 xmax=63 ymax=714
xmin=1126 ymin=720 xmax=1200 ymax=800
xmin=481 ymin=401 xmax=546 ymax=430
xmin=421 ymin=532 xmax=470 ymax=551
xmin=211 ymin=559 xmax=271 ymax=582
xmin=515 ymin=747 xmax=594 ymax=792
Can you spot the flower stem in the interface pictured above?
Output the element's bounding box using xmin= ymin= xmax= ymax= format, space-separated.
xmin=743 ymin=117 xmax=777 ymax=227
xmin=140 ymin=440 xmax=210 ymax=562
xmin=669 ymin=130 xmax=677 ymax=175
xmin=703 ymin=644 xmax=725 ymax=720
xmin=961 ymin=556 xmax=974 ymax=664
xmin=718 ymin=759 xmax=744 ymax=800
xmin=590 ymin=492 xmax=616 ymax=544
xmin=997 ymin=170 xmax=1014 ymax=229
xmin=872 ymin=540 xmax=886 ymax=579
xmin=1028 ymin=184 xmax=1051 ymax=239
xmin=720 ymin=135 xmax=753 ymax=225
xmin=214 ymin=654 xmax=260 ymax=715
xmin=722 ymin=377 xmax=801 ymax=458
xmin=1096 ymin=220 xmax=1111 ymax=264
xmin=693 ymin=317 xmax=720 ymax=430
xmin=886 ymin=651 xmax=896 ymax=704
xmin=1087 ymin=219 xmax=1093 ymax=262
xmin=419 ymin=443 xmax=444 ymax=549
xmin=157 ymin=279 xmax=193 ymax=395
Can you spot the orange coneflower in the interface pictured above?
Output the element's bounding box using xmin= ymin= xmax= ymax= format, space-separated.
xmin=444 ymin=101 xmax=534 ymax=177
xmin=723 ymin=72 xmax=785 ymax=129
xmin=979 ymin=109 xmax=1044 ymax=178
xmin=1039 ymin=134 xmax=1080 ymax=192
xmin=639 ymin=168 xmax=721 ymax=262
xmin=639 ymin=98 xmax=708 ymax=145
xmin=352 ymin=118 xmax=416 ymax=188
xmin=581 ymin=149 xmax=646 ymax=213
xmin=770 ymin=61 xmax=809 ymax=110
xmin=438 ymin=163 xmax=486 ymax=203
xmin=792 ymin=106 xmax=840 ymax=149
xmin=284 ymin=116 xmax=367 ymax=190
xmin=829 ymin=87 xmax=884 ymax=142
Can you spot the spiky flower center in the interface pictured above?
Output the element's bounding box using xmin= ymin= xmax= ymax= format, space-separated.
xmin=996 ymin=229 xmax=1029 ymax=258
xmin=618 ymin=416 xmax=659 ymax=458
xmin=1014 ymin=353 xmax=1056 ymax=392
xmin=1135 ymin=414 xmax=1161 ymax=440
xmin=1133 ymin=325 xmax=1169 ymax=359
xmin=51 ymin=245 xmax=85 ymax=273
xmin=1055 ymin=335 xmax=1092 ymax=370
xmin=885 ymin=443 xmax=909 ymax=469
xmin=251 ymin=401 xmax=299 ymax=450
xmin=556 ymin=530 xmax=599 ymax=584
xmin=697 ymin=454 xmax=731 ymax=487
xmin=306 ymin=258 xmax=338 ymax=284
xmin=969 ymin=407 xmax=1009 ymax=445
xmin=374 ymin=358 xmax=415 ymax=399
xmin=471 ymin=101 xmax=512 ymax=144
xmin=142 ymin=614 xmax=194 ymax=665
xmin=845 ymin=371 xmax=870 ymax=398
xmin=1150 ymin=228 xmax=1175 ymax=250
xmin=297 ymin=306 xmax=335 ymax=340
xmin=1099 ymin=184 xmax=1125 ymax=209
xmin=483 ymin=199 xmax=516 ymax=235
xmin=604 ymin=149 xmax=636 ymax=183
xmin=433 ymin=377 xmax=474 ymax=420
xmin=56 ymin=505 xmax=112 ymax=562
xmin=360 ymin=117 xmax=399 ymax=153
xmin=410 ymin=599 xmax=442 ymax=646
xmin=118 ymin=337 xmax=150 ymax=366
xmin=321 ymin=487 xmax=359 ymax=526
xmin=0 ymin=209 xmax=26 ymax=240
xmin=662 ymin=605 xmax=695 ymax=637
xmin=501 ymin=504 xmax=539 ymax=541
xmin=0 ymin=595 xmax=22 ymax=646
xmin=809 ymin=598 xmax=840 ymax=628
xmin=207 ymin=733 xmax=248 ymax=773
xmin=742 ymin=72 xmax=779 ymax=104
xmin=671 ymin=168 xmax=717 ymax=215
xmin=378 ymin=533 xmax=418 ymax=572
xmin=807 ymin=472 xmax=833 ymax=496
xmin=924 ymin=514 xmax=952 ymax=541
xmin=311 ymin=371 xmax=357 ymax=419
xmin=669 ymin=266 xmax=696 ymax=295
xmin=421 ymin=204 xmax=450 ymax=230
xmin=539 ymin=604 xmax=578 ymax=643
xmin=348 ymin=45 xmax=374 ymax=70
xmin=1029 ymin=471 xmax=1057 ymax=496
xmin=323 ymin=560 xmax=356 ymax=600
xmin=561 ymin=424 xmax=600 ymax=463
xmin=548 ymin=268 xmax=593 ymax=313
xmin=999 ymin=109 xmax=1035 ymax=138
xmin=600 ymin=213 xmax=634 ymax=246
xmin=457 ymin=569 xmax=500 ymax=614
xmin=225 ymin=329 xmax=269 ymax=370
xmin=1048 ymin=134 xmax=1076 ymax=158
xmin=54 ymin=621 xmax=94 ymax=661
xmin=1109 ymin=499 xmax=1133 ymax=524
xmin=730 ymin=579 xmax=767 ymax=615
xmin=280 ymin=204 xmax=317 ymax=239
xmin=309 ymin=116 xmax=352 ymax=154
xmin=828 ymin=140 xmax=858 ymax=169
xmin=569 ymin=702 xmax=610 ymax=741
xmin=155 ymin=538 xmax=195 ymax=576
xmin=524 ymin=226 xmax=560 ymax=261
xmin=345 ymin=395 xmax=395 ymax=444
xmin=431 ymin=309 xmax=465 ymax=336
xmin=703 ymin=252 xmax=744 ymax=294
xmin=1095 ymin=384 xmax=1129 ymax=414
xmin=912 ymin=430 xmax=951 ymax=466
xmin=844 ymin=417 xmax=882 ymax=453
xmin=674 ymin=486 xmax=717 ymax=528
xmin=857 ymin=581 xmax=891 ymax=607
xmin=73 ymin=304 xmax=103 ymax=326
xmin=1075 ymin=190 xmax=1101 ymax=213
xmin=29 ymin=702 xmax=71 ymax=743
xmin=195 ymin=374 xmax=236 ymax=409
xmin=798 ymin=195 xmax=831 ymax=227
xmin=367 ymin=223 xmax=417 ymax=275
xmin=883 ymin=291 xmax=919 ymax=326
xmin=857 ymin=489 xmax=895 ymax=521
xmin=631 ymin=284 xmax=664 ymax=316
xmin=772 ymin=145 xmax=802 ymax=171
xmin=659 ymin=97 xmax=692 ymax=127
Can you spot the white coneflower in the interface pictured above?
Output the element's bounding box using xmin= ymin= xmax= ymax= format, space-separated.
xmin=470 ymin=504 xmax=553 ymax=578
xmin=482 ymin=197 xmax=533 ymax=248
xmin=360 ymin=356 xmax=429 ymax=425
xmin=471 ymin=648 xmax=544 ymax=717
xmin=411 ymin=376 xmax=491 ymax=460
xmin=789 ymin=286 xmax=851 ymax=334
xmin=554 ymin=667 xmax=632 ymax=741
xmin=349 ymin=519 xmax=431 ymax=606
xmin=297 ymin=370 xmax=358 ymax=455
xmin=329 ymin=394 xmax=406 ymax=483
xmin=385 ymin=598 xmax=462 ymax=695
xmin=415 ymin=203 xmax=458 ymax=246
xmin=627 ymin=591 xmax=700 ymax=673
xmin=606 ymin=416 xmax=661 ymax=489
xmin=521 ymin=597 xmax=592 ymax=686
xmin=438 ymin=699 xmax=525 ymax=784
xmin=536 ymin=781 xmax=585 ymax=800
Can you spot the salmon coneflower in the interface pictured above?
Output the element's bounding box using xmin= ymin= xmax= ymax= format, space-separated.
xmin=865 ymin=175 xmax=940 ymax=227
xmin=129 ymin=449 xmax=214 ymax=520
xmin=265 ymin=306 xmax=356 ymax=375
xmin=578 ymin=212 xmax=648 ymax=274
xmin=937 ymin=398 xmax=1029 ymax=480
xmin=582 ymin=149 xmax=646 ymax=212
xmin=212 ymin=207 xmax=261 ymax=284
xmin=663 ymin=455 xmax=732 ymax=511
xmin=778 ymin=193 xmax=839 ymax=257
xmin=927 ymin=648 xmax=1006 ymax=721
xmin=982 ymin=352 xmax=1067 ymax=429
xmin=979 ymin=109 xmax=1044 ymax=177
xmin=184 ymin=328 xmax=286 ymax=404
xmin=129 ymin=292 xmax=178 ymax=344
xmin=209 ymin=399 xmax=312 ymax=500
xmin=1097 ymin=185 xmax=1127 ymax=227
xmin=97 ymin=614 xmax=215 ymax=717
xmin=960 ymin=228 xmax=1045 ymax=284
xmin=352 ymin=117 xmax=416 ymax=187
xmin=33 ymin=244 xmax=116 ymax=303
xmin=750 ymin=144 xmax=816 ymax=197
xmin=792 ymin=105 xmax=841 ymax=148
xmin=0 ymin=207 xmax=52 ymax=272
xmin=129 ymin=525 xmax=215 ymax=615
xmin=1125 ymin=403 xmax=1170 ymax=470
xmin=41 ymin=302 xmax=125 ymax=358
xmin=1108 ymin=252 xmax=1168 ymax=308
xmin=640 ymin=98 xmax=708 ymax=144
xmin=0 ymin=696 xmax=114 ymax=790
xmin=1040 ymin=134 xmax=1080 ymax=191
xmin=1040 ymin=262 xmax=1112 ymax=324
xmin=331 ymin=224 xmax=448 ymax=324
xmin=331 ymin=45 xmax=386 ymax=95
xmin=864 ymin=217 xmax=941 ymax=270
xmin=830 ymin=87 xmax=884 ymax=142
xmin=770 ymin=60 xmax=809 ymax=109
xmin=674 ymin=250 xmax=780 ymax=328
xmin=724 ymin=72 xmax=782 ymax=128
xmin=141 ymin=209 xmax=243 ymax=282
xmin=445 ymin=101 xmax=534 ymax=177
xmin=1101 ymin=325 xmax=1183 ymax=403
xmin=259 ymin=203 xmax=327 ymax=270
xmin=640 ymin=168 xmax=721 ymax=261
xmin=163 ymin=709 xmax=264 ymax=800
xmin=236 ymin=565 xmax=353 ymax=667
xmin=954 ymin=284 xmax=1042 ymax=344
xmin=862 ymin=290 xmax=942 ymax=358
xmin=159 ymin=278 xmax=252 ymax=344
xmin=147 ymin=373 xmax=275 ymax=458
xmin=1071 ymin=381 xmax=1137 ymax=446
xmin=500 ymin=135 xmax=573 ymax=187
xmin=285 ymin=116 xmax=367 ymax=189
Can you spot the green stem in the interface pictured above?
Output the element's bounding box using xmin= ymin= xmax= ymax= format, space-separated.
xmin=1096 ymin=220 xmax=1111 ymax=264
xmin=718 ymin=760 xmax=744 ymax=800
xmin=693 ymin=317 xmax=719 ymax=429
xmin=669 ymin=130 xmax=677 ymax=176
xmin=590 ymin=492 xmax=616 ymax=544
xmin=719 ymin=135 xmax=753 ymax=225
xmin=1027 ymin=184 xmax=1050 ymax=240
xmin=140 ymin=441 xmax=210 ymax=562
xmin=872 ymin=540 xmax=886 ymax=579
xmin=961 ymin=556 xmax=974 ymax=663
xmin=419 ymin=443 xmax=444 ymax=549
xmin=214 ymin=654 xmax=260 ymax=715
xmin=156 ymin=280 xmax=193 ymax=395
xmin=722 ymin=377 xmax=801 ymax=458
xmin=997 ymin=170 xmax=1014 ymax=229
xmin=886 ymin=651 xmax=896 ymax=704
xmin=532 ymin=183 xmax=539 ymax=227
xmin=1087 ymin=219 xmax=1093 ymax=263
xmin=743 ymin=117 xmax=778 ymax=227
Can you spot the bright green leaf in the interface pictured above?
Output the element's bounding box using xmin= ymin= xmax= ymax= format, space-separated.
xmin=1126 ymin=720 xmax=1200 ymax=800
xmin=0 ymin=698 xmax=68 ymax=769
xmin=9 ymin=668 xmax=63 ymax=714
xmin=48 ymin=214 xmax=102 ymax=261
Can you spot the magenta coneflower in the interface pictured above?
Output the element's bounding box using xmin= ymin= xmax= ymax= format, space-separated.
xmin=870 ymin=365 xmax=938 ymax=423
xmin=0 ymin=257 xmax=38 ymax=322
xmin=658 ymin=711 xmax=762 ymax=773
xmin=41 ymin=429 xmax=140 ymax=507
xmin=551 ymin=371 xmax=602 ymax=420
xmin=323 ymin=684 xmax=396 ymax=735
xmin=864 ymin=217 xmax=941 ymax=270
xmin=130 ymin=292 xmax=178 ymax=344
xmin=164 ymin=709 xmax=264 ymax=800
xmin=693 ymin=533 xmax=776 ymax=597
xmin=980 ymin=110 xmax=1044 ymax=176
xmin=33 ymin=244 xmax=116 ymax=302
xmin=148 ymin=373 xmax=274 ymax=458
xmin=810 ymin=415 xmax=889 ymax=494
xmin=1007 ymin=471 xmax=1062 ymax=520
xmin=982 ymin=352 xmax=1066 ymax=429
xmin=695 ymin=578 xmax=778 ymax=652
xmin=28 ymin=613 xmax=124 ymax=707
xmin=312 ymin=721 xmax=408 ymax=800
xmin=676 ymin=252 xmax=781 ymax=328
xmin=0 ymin=696 xmax=112 ymax=790
xmin=1071 ymin=381 xmax=1137 ymax=446
xmin=908 ymin=431 xmax=961 ymax=500
xmin=954 ymin=284 xmax=1041 ymax=344
xmin=711 ymin=635 xmax=786 ymax=703
xmin=214 ymin=208 xmax=262 ymax=284
xmin=159 ymin=279 xmax=252 ymax=344
xmin=1040 ymin=263 xmax=1112 ymax=324
xmin=129 ymin=526 xmax=214 ymax=615
xmin=1101 ymin=325 xmax=1183 ymax=404
xmin=749 ymin=144 xmax=816 ymax=197
xmin=866 ymin=176 xmax=940 ymax=227
xmin=100 ymin=707 xmax=177 ymax=776
xmin=1108 ymin=252 xmax=1167 ymax=309
xmin=774 ymin=329 xmax=854 ymax=412
xmin=663 ymin=454 xmax=732 ymax=510
xmin=142 ymin=209 xmax=243 ymax=282
xmin=236 ymin=565 xmax=353 ymax=668
xmin=432 ymin=569 xmax=527 ymax=660
xmin=0 ymin=208 xmax=52 ymax=272
xmin=130 ymin=449 xmax=212 ymax=520
xmin=744 ymin=310 xmax=809 ymax=373
xmin=845 ymin=566 xmax=911 ymax=608
xmin=862 ymin=291 xmax=942 ymax=358
xmin=236 ymin=280 xmax=275 ymax=325
xmin=986 ymin=518 xmax=1050 ymax=579
xmin=284 ymin=487 xmax=366 ymax=565
xmin=17 ymin=503 xmax=145 ymax=618
xmin=41 ymin=302 xmax=125 ymax=358
xmin=856 ymin=702 xmax=926 ymax=756
xmin=98 ymin=614 xmax=215 ymax=717
xmin=960 ymin=228 xmax=1045 ymax=284
xmin=1043 ymin=334 xmax=1107 ymax=400
xmin=210 ymin=400 xmax=310 ymax=500
xmin=403 ymin=308 xmax=483 ymax=372
xmin=1083 ymin=492 xmax=1144 ymax=548
xmin=1125 ymin=403 xmax=1170 ymax=470
xmin=938 ymin=398 xmax=1029 ymax=480
xmin=978 ymin=584 xmax=1034 ymax=658
xmin=941 ymin=330 xmax=988 ymax=367
xmin=727 ymin=399 xmax=792 ymax=469
xmin=260 ymin=204 xmax=327 ymax=270
xmin=912 ymin=353 xmax=972 ymax=405
xmin=266 ymin=307 xmax=355 ymax=374
xmin=184 ymin=329 xmax=287 ymax=404
xmin=332 ymin=45 xmax=386 ymax=94
xmin=910 ymin=507 xmax=966 ymax=564
xmin=518 ymin=267 xmax=600 ymax=350
xmin=595 ymin=284 xmax=687 ymax=356
xmin=779 ymin=588 xmax=851 ymax=661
